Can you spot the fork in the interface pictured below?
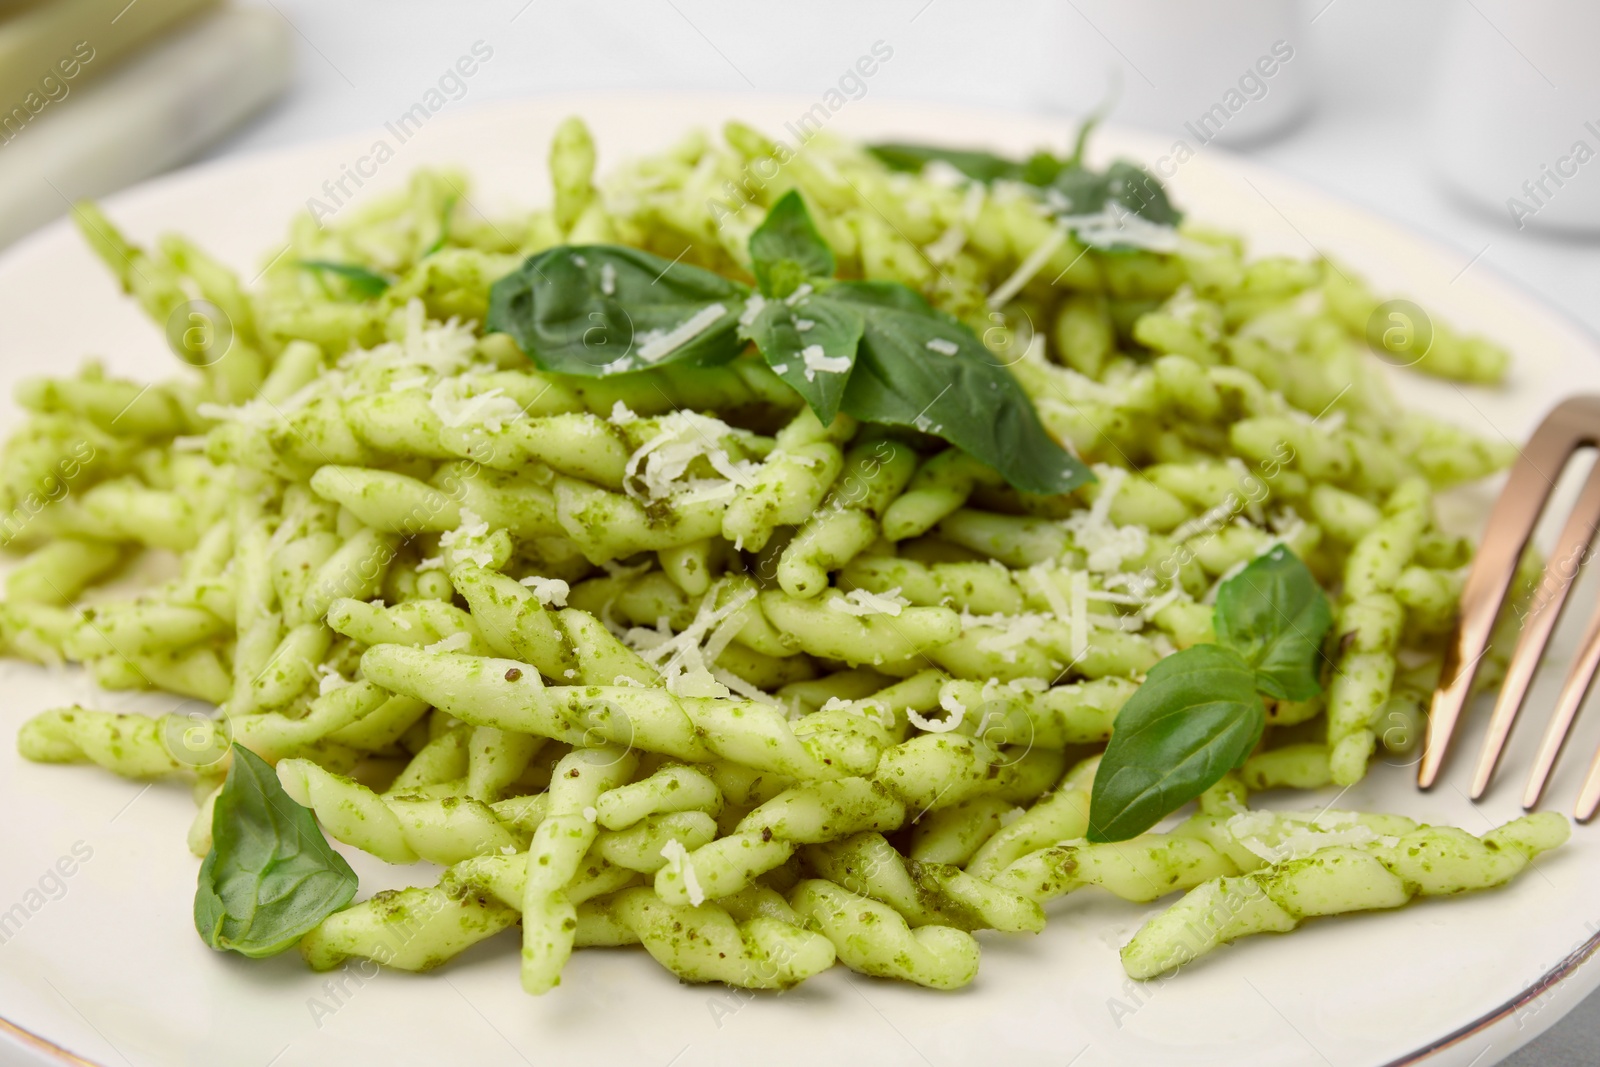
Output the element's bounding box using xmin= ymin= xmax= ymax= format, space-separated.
xmin=1419 ymin=395 xmax=1600 ymax=818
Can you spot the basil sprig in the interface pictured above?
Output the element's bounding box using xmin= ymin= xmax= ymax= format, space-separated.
xmin=868 ymin=129 xmax=1181 ymax=247
xmin=1088 ymin=547 xmax=1333 ymax=842
xmin=486 ymin=191 xmax=1092 ymax=495
xmin=1214 ymin=544 xmax=1334 ymax=701
xmin=823 ymin=280 xmax=1089 ymax=494
xmin=487 ymin=245 xmax=747 ymax=375
xmin=194 ymin=743 xmax=357 ymax=957
xmin=742 ymin=191 xmax=1091 ymax=494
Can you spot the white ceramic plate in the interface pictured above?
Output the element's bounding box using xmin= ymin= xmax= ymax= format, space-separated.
xmin=1 ymin=94 xmax=1598 ymax=1067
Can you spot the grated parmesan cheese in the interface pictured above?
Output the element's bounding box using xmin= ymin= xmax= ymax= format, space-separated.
xmin=1226 ymin=809 xmax=1397 ymax=865
xmin=1061 ymin=465 xmax=1147 ymax=573
xmin=636 ymin=303 xmax=728 ymax=364
xmin=800 ymin=344 xmax=851 ymax=381
xmin=1070 ymin=571 xmax=1090 ymax=661
xmin=710 ymin=667 xmax=779 ymax=705
xmin=316 ymin=664 xmax=352 ymax=696
xmin=737 ymin=293 xmax=767 ymax=328
xmin=622 ymin=411 xmax=759 ymax=504
xmin=424 ymin=631 xmax=472 ymax=654
xmin=438 ymin=508 xmax=497 ymax=569
xmin=658 ymin=838 xmax=705 ymax=905
xmin=987 ymin=225 xmax=1067 ymax=309
xmin=428 ymin=378 xmax=524 ymax=433
xmin=519 ymin=575 xmax=570 ymax=607
xmin=625 ymin=581 xmax=759 ymax=697
xmin=829 ymin=587 xmax=908 ymax=617
xmin=924 ymin=225 xmax=967 ymax=264
xmin=907 ymin=689 xmax=966 ymax=734
xmin=1050 ymin=200 xmax=1181 ymax=254
xmin=974 ymin=612 xmax=1049 ymax=663
xmin=925 ymin=338 xmax=959 ymax=357
xmin=819 ymin=695 xmax=894 ymax=728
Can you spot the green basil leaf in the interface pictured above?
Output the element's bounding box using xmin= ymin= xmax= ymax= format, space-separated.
xmin=1087 ymin=644 xmax=1265 ymax=842
xmin=1017 ymin=150 xmax=1067 ymax=187
xmin=486 ymin=245 xmax=749 ymax=375
xmin=869 ymin=138 xmax=1182 ymax=234
xmin=298 ymin=260 xmax=391 ymax=299
xmin=748 ymin=190 xmax=834 ymax=297
xmin=1213 ymin=545 xmax=1334 ymax=701
xmin=1047 ymin=167 xmax=1113 ymax=216
xmin=827 ymin=281 xmax=1093 ymax=495
xmin=1102 ymin=161 xmax=1182 ymax=227
xmin=1046 ymin=162 xmax=1183 ymax=248
xmin=742 ymin=292 xmax=863 ymax=424
xmin=866 ymin=142 xmax=1026 ymax=184
xmin=194 ymin=743 xmax=357 ymax=958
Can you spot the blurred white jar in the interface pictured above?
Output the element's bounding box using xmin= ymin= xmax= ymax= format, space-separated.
xmin=1055 ymin=0 xmax=1312 ymax=146
xmin=1431 ymin=0 xmax=1600 ymax=235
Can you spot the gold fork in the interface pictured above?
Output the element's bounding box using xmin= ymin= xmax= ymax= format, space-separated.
xmin=1419 ymin=395 xmax=1600 ymax=818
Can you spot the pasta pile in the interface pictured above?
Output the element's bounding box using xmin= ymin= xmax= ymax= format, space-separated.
xmin=5 ymin=118 xmax=1565 ymax=992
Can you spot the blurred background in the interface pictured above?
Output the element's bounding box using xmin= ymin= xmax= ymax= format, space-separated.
xmin=2 ymin=1 xmax=1596 ymax=1062
xmin=3 ymin=0 xmax=1600 ymax=346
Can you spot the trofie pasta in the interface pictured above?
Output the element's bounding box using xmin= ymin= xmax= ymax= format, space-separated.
xmin=6 ymin=116 xmax=1563 ymax=992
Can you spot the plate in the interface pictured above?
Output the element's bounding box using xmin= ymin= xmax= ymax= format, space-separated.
xmin=1 ymin=93 xmax=1598 ymax=1067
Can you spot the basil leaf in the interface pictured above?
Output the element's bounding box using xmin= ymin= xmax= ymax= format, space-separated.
xmin=867 ymin=143 xmax=1025 ymax=184
xmin=827 ymin=281 xmax=1092 ymax=495
xmin=486 ymin=245 xmax=749 ymax=375
xmin=1047 ymin=162 xmax=1183 ymax=247
xmin=748 ymin=190 xmax=834 ymax=297
xmin=1087 ymin=644 xmax=1265 ymax=843
xmin=1213 ymin=545 xmax=1333 ymax=701
xmin=1100 ymin=161 xmax=1182 ymax=227
xmin=868 ymin=139 xmax=1183 ymax=244
xmin=298 ymin=260 xmax=391 ymax=299
xmin=194 ymin=743 xmax=357 ymax=958
xmin=742 ymin=293 xmax=863 ymax=424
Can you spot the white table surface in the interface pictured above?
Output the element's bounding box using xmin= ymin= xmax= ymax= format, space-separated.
xmin=18 ymin=1 xmax=1600 ymax=1063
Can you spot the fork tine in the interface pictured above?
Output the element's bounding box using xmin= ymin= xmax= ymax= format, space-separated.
xmin=1420 ymin=397 xmax=1600 ymax=790
xmin=1559 ymin=606 xmax=1600 ymax=819
xmin=1471 ymin=458 xmax=1600 ymax=798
